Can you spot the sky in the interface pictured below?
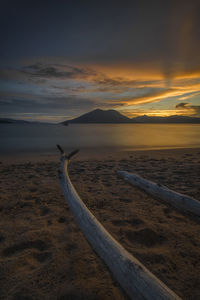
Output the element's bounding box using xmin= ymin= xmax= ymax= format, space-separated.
xmin=0 ymin=0 xmax=200 ymax=122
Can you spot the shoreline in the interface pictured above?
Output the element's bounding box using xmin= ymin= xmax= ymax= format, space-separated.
xmin=0 ymin=146 xmax=200 ymax=163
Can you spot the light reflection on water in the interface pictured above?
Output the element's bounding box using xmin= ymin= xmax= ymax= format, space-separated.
xmin=0 ymin=123 xmax=200 ymax=154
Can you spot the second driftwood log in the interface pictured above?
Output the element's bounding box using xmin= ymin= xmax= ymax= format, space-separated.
xmin=117 ymin=171 xmax=200 ymax=217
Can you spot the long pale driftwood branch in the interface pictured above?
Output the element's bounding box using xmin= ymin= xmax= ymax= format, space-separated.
xmin=117 ymin=171 xmax=200 ymax=218
xmin=57 ymin=145 xmax=181 ymax=300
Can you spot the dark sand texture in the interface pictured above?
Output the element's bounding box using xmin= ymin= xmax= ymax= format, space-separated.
xmin=0 ymin=148 xmax=200 ymax=299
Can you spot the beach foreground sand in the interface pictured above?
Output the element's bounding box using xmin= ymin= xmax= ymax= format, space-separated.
xmin=0 ymin=148 xmax=200 ymax=299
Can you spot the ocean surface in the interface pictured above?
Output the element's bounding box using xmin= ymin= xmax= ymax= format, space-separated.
xmin=0 ymin=123 xmax=200 ymax=155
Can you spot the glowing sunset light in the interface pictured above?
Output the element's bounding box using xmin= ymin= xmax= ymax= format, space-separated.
xmin=0 ymin=0 xmax=199 ymax=122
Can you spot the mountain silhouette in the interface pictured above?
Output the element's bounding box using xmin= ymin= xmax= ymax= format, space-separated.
xmin=62 ymin=109 xmax=130 ymax=124
xmin=62 ymin=109 xmax=200 ymax=124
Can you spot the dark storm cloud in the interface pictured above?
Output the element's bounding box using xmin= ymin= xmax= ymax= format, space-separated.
xmin=1 ymin=62 xmax=159 ymax=89
xmin=175 ymin=102 xmax=200 ymax=116
xmin=1 ymin=0 xmax=200 ymax=121
xmin=1 ymin=0 xmax=200 ymax=76
xmin=93 ymin=76 xmax=163 ymax=89
xmin=176 ymin=103 xmax=189 ymax=109
xmin=21 ymin=63 xmax=96 ymax=79
xmin=93 ymin=76 xmax=139 ymax=87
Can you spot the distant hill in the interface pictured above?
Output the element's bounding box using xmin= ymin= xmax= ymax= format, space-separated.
xmin=0 ymin=118 xmax=29 ymax=124
xmin=0 ymin=118 xmax=52 ymax=124
xmin=132 ymin=115 xmax=200 ymax=123
xmin=62 ymin=109 xmax=130 ymax=124
xmin=62 ymin=109 xmax=200 ymax=124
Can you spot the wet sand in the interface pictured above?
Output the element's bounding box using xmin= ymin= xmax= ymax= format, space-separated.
xmin=0 ymin=148 xmax=200 ymax=299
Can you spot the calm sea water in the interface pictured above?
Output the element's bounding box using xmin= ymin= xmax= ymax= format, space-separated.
xmin=0 ymin=123 xmax=200 ymax=155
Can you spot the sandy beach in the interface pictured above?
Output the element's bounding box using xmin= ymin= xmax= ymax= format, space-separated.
xmin=0 ymin=147 xmax=200 ymax=299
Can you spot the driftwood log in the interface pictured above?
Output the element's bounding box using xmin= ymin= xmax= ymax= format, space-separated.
xmin=117 ymin=171 xmax=200 ymax=218
xmin=57 ymin=145 xmax=181 ymax=300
